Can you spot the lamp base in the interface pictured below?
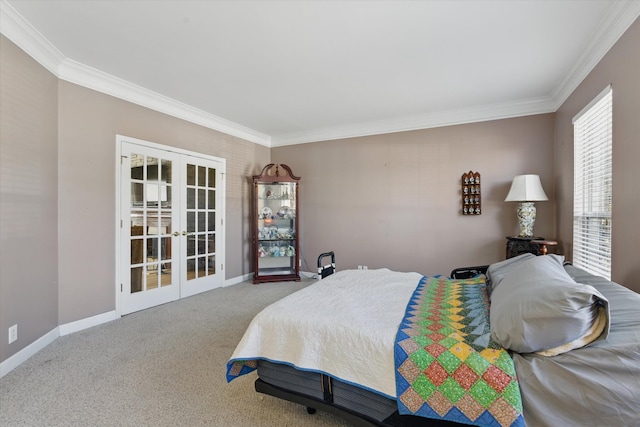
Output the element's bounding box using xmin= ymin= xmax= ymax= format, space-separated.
xmin=516 ymin=202 xmax=537 ymax=238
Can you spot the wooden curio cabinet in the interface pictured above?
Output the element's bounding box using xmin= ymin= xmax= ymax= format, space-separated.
xmin=252 ymin=164 xmax=300 ymax=284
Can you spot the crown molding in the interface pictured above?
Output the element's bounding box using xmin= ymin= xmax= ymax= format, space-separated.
xmin=551 ymin=0 xmax=640 ymax=109
xmin=0 ymin=0 xmax=64 ymax=75
xmin=57 ymin=59 xmax=271 ymax=146
xmin=271 ymin=96 xmax=556 ymax=146
xmin=0 ymin=0 xmax=271 ymax=147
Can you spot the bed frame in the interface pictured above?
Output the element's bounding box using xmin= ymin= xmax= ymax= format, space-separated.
xmin=254 ymin=254 xmax=486 ymax=427
xmin=255 ymin=377 xmax=462 ymax=427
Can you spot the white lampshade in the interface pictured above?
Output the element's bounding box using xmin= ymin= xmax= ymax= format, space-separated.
xmin=504 ymin=175 xmax=548 ymax=202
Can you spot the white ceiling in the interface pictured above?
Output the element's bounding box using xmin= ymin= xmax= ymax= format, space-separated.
xmin=2 ymin=1 xmax=639 ymax=146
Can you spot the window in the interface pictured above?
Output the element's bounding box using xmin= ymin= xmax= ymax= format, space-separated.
xmin=572 ymin=85 xmax=612 ymax=280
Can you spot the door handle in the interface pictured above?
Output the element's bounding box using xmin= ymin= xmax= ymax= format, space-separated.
xmin=182 ymin=231 xmax=188 ymax=236
xmin=173 ymin=231 xmax=179 ymax=236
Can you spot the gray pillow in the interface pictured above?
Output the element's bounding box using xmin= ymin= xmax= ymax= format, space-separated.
xmin=489 ymin=255 xmax=610 ymax=354
xmin=486 ymin=253 xmax=535 ymax=296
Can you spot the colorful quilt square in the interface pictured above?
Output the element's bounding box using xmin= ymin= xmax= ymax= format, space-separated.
xmin=482 ymin=365 xmax=513 ymax=393
xmin=413 ymin=373 xmax=438 ymax=400
xmin=456 ymin=393 xmax=485 ymax=421
xmin=426 ymin=390 xmax=455 ymax=417
xmin=424 ymin=360 xmax=449 ymax=386
xmin=425 ymin=342 xmax=447 ymax=357
xmin=452 ymin=364 xmax=479 ymax=391
xmin=409 ymin=347 xmax=435 ymax=370
xmin=437 ymin=350 xmax=462 ymax=374
xmin=469 ymin=380 xmax=499 ymax=408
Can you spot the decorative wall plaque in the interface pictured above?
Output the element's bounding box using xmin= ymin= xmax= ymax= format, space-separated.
xmin=461 ymin=171 xmax=481 ymax=215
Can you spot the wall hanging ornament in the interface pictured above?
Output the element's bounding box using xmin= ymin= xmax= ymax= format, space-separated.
xmin=461 ymin=171 xmax=481 ymax=215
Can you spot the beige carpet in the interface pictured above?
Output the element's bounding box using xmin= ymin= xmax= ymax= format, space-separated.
xmin=0 ymin=279 xmax=351 ymax=427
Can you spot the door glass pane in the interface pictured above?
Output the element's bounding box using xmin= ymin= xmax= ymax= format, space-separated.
xmin=146 ymin=265 xmax=159 ymax=290
xmin=187 ymin=235 xmax=196 ymax=257
xmin=207 ymin=233 xmax=215 ymax=254
xmin=208 ymin=168 xmax=215 ymax=188
xmin=131 ymin=183 xmax=143 ymax=207
xmin=131 ymin=216 xmax=144 ymax=234
xmin=147 ymin=157 xmax=158 ymax=180
xmin=163 ymin=185 xmax=172 ymax=208
xmin=158 ymin=184 xmax=171 ymax=207
xmin=187 ymin=188 xmax=195 ymax=209
xmin=207 ymin=255 xmax=215 ymax=275
xmin=198 ymin=258 xmax=206 ymax=278
xmin=187 ymin=212 xmax=195 ymax=232
xmin=147 ymin=183 xmax=160 ymax=207
xmin=147 ymin=214 xmax=159 ymax=235
xmin=131 ymin=154 xmax=143 ymax=179
xmin=208 ymin=189 xmax=215 ymax=209
xmin=160 ymin=211 xmax=172 ymax=235
xmin=147 ymin=238 xmax=158 ymax=262
xmin=131 ymin=239 xmax=143 ymax=264
xmin=198 ymin=189 xmax=206 ymax=209
xmin=187 ymin=259 xmax=196 ymax=280
xmin=161 ymin=159 xmax=172 ymax=184
xmin=187 ymin=164 xmax=196 ymax=186
xmin=198 ymin=236 xmax=206 ymax=255
xmin=198 ymin=166 xmax=206 ymax=187
xmin=160 ymin=263 xmax=172 ymax=286
xmin=160 ymin=237 xmax=170 ymax=260
xmin=208 ymin=212 xmax=215 ymax=231
xmin=131 ymin=267 xmax=143 ymax=293
xmin=198 ymin=212 xmax=205 ymax=232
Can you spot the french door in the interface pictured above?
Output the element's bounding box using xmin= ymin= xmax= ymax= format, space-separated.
xmin=119 ymin=138 xmax=224 ymax=315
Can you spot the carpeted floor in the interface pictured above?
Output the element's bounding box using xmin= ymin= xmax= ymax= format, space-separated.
xmin=0 ymin=279 xmax=350 ymax=426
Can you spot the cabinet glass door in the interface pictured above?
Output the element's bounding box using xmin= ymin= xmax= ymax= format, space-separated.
xmin=256 ymin=182 xmax=297 ymax=277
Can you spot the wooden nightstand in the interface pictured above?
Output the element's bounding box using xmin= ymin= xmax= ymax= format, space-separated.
xmin=530 ymin=239 xmax=558 ymax=256
xmin=505 ymin=236 xmax=557 ymax=259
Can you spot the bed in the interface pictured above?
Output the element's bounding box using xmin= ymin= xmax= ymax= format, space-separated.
xmin=227 ymin=253 xmax=640 ymax=427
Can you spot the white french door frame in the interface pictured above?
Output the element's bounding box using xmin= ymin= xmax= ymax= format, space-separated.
xmin=114 ymin=135 xmax=226 ymax=317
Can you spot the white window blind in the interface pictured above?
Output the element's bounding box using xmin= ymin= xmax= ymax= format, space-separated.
xmin=572 ymin=85 xmax=612 ymax=280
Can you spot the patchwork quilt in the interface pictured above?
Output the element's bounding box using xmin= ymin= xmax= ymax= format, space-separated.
xmin=395 ymin=276 xmax=524 ymax=427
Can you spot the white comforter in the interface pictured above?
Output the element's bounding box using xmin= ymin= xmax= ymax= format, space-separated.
xmin=228 ymin=268 xmax=422 ymax=398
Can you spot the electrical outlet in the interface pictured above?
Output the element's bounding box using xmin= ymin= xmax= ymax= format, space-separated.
xmin=363 ymin=266 xmax=368 ymax=270
xmin=357 ymin=265 xmax=363 ymax=270
xmin=8 ymin=324 xmax=17 ymax=344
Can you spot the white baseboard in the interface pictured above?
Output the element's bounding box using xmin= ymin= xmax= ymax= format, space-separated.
xmin=224 ymin=272 xmax=252 ymax=287
xmin=59 ymin=310 xmax=118 ymax=336
xmin=0 ymin=327 xmax=59 ymax=378
xmin=0 ymin=311 xmax=117 ymax=378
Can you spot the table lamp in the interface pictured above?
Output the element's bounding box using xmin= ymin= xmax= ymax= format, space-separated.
xmin=504 ymin=174 xmax=548 ymax=238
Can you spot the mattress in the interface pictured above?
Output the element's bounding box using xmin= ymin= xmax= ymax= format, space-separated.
xmin=257 ymin=360 xmax=398 ymax=423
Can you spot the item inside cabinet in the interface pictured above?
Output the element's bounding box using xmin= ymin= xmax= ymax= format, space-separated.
xmin=462 ymin=171 xmax=481 ymax=215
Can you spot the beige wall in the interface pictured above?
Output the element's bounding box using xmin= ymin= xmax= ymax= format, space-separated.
xmin=0 ymin=36 xmax=59 ymax=362
xmin=272 ymin=114 xmax=556 ymax=277
xmin=554 ymin=17 xmax=640 ymax=292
